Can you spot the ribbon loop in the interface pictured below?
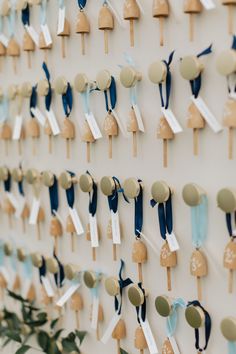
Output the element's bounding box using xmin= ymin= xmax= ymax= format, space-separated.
xmin=87 ymin=172 xmax=97 ymax=217
xmin=151 ymin=191 xmax=173 ymax=241
xmin=62 ymin=83 xmax=73 ymax=117
xmin=48 ymin=175 xmax=59 ymax=215
xmin=77 ymin=0 xmax=87 ymax=10
xmin=114 ymin=259 xmax=133 ymax=314
xmin=158 ymin=51 xmax=175 ymax=109
xmin=53 ymin=252 xmax=65 ymax=288
xmin=42 ymin=62 xmax=52 ymax=111
xmin=104 ymin=76 xmax=117 ymax=112
xmin=21 ymin=3 xmax=30 ymax=26
xmin=65 ymin=171 xmax=75 ymax=208
xmin=30 ymin=85 xmax=37 ymax=117
xmin=134 ymin=180 xmax=143 ymax=238
xmin=191 ymin=195 xmax=208 ymax=248
xmin=166 ymin=298 xmax=186 ymax=337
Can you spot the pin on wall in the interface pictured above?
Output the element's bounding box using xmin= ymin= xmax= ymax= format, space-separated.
xmin=183 ymin=0 xmax=202 ymax=41
xmin=152 ymin=0 xmax=169 ymax=46
xmin=123 ymin=0 xmax=140 ymax=47
xmin=76 ymin=0 xmax=90 ymax=55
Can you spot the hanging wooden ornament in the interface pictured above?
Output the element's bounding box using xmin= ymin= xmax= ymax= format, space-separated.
xmin=183 ymin=0 xmax=202 ymax=41
xmin=187 ymin=103 xmax=205 ymax=156
xmin=1 ymin=120 xmax=12 ymax=156
xmin=112 ymin=319 xmax=126 ymax=354
xmin=98 ymin=3 xmax=114 ymax=54
xmin=57 ymin=5 xmax=70 ymax=59
xmin=7 ymin=37 xmax=20 ymax=74
xmin=76 ymin=1 xmax=90 ymax=55
xmin=127 ymin=108 xmax=139 ymax=156
xmin=36 ymin=0 xmax=52 ymax=64
xmin=222 ymin=0 xmax=236 ymax=34
xmin=27 ymin=117 xmax=40 ymax=155
xmin=157 ymin=116 xmax=174 ymax=167
xmin=152 ymin=0 xmax=169 ymax=46
xmin=123 ymin=0 xmax=140 ymax=47
xmin=0 ymin=166 xmax=15 ymax=228
xmin=0 ymin=42 xmax=6 ymax=71
xmin=135 ymin=326 xmax=148 ymax=354
xmin=82 ymin=121 xmax=95 ymax=162
xmin=71 ymin=292 xmax=84 ymax=328
xmin=9 ymin=84 xmax=25 ymax=155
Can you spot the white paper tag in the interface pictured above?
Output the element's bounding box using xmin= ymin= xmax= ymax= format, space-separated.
xmin=140 ymin=318 xmax=159 ymax=354
xmin=29 ymin=198 xmax=40 ymax=225
xmin=168 ymin=337 xmax=180 ymax=354
xmin=46 ymin=109 xmax=60 ymax=136
xmin=12 ymin=115 xmax=23 ymax=141
xmin=133 ymin=104 xmax=145 ymax=132
xmin=111 ymin=109 xmax=128 ymax=137
xmin=57 ymin=6 xmax=65 ymax=34
xmin=15 ymin=195 xmax=26 ymax=219
xmin=101 ymin=312 xmax=121 ymax=344
xmin=41 ymin=23 xmax=52 ymax=46
xmin=56 ymin=282 xmax=80 ymax=307
xmin=89 ymin=214 xmax=99 ymax=248
xmin=166 ymin=232 xmax=180 ymax=252
xmin=233 ymin=229 xmax=236 ymax=237
xmin=69 ymin=207 xmax=84 ymax=236
xmin=111 ymin=211 xmax=121 ymax=245
xmin=161 ymin=107 xmax=183 ymax=134
xmin=6 ymin=192 xmax=19 ymax=210
xmin=0 ymin=33 xmax=9 ymax=47
xmin=191 ymin=96 xmax=222 ymax=133
xmin=91 ymin=296 xmax=99 ymax=329
xmin=200 ymin=0 xmax=215 ymax=10
xmin=21 ymin=278 xmax=31 ymax=299
xmin=41 ymin=276 xmax=55 ymax=297
xmin=85 ymin=112 xmax=102 ymax=140
xmin=25 ymin=25 xmax=39 ymax=46
xmin=31 ymin=107 xmax=46 ymax=127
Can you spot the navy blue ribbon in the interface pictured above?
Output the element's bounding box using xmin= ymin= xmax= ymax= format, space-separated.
xmin=227 ymin=36 xmax=236 ymax=94
xmin=189 ymin=44 xmax=212 ymax=99
xmin=62 ymin=83 xmax=73 ymax=117
xmin=48 ymin=175 xmax=59 ymax=215
xmin=134 ymin=180 xmax=143 ymax=238
xmin=42 ymin=62 xmax=52 ymax=111
xmin=53 ymin=252 xmax=65 ymax=288
xmin=226 ymin=213 xmax=236 ymax=238
xmin=87 ymin=172 xmax=97 ymax=217
xmin=77 ymin=0 xmax=87 ymax=9
xmin=232 ymin=35 xmax=236 ymax=50
xmin=39 ymin=256 xmax=46 ymax=283
xmin=150 ymin=192 xmax=173 ymax=241
xmin=65 ymin=171 xmax=75 ymax=208
xmin=114 ymin=259 xmax=133 ymax=315
xmin=159 ymin=51 xmax=175 ymax=109
xmin=135 ymin=282 xmax=146 ymax=324
xmin=187 ymin=300 xmax=211 ymax=352
xmin=107 ymin=177 xmax=129 ymax=213
xmin=3 ymin=170 xmax=11 ymax=192
xmin=30 ymin=85 xmax=37 ymax=118
xmin=104 ymin=76 xmax=117 ymax=112
xmin=21 ymin=3 xmax=30 ymax=26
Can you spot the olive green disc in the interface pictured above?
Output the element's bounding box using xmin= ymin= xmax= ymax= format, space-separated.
xmin=105 ymin=277 xmax=119 ymax=296
xmin=155 ymin=295 xmax=172 ymax=317
xmin=128 ymin=285 xmax=144 ymax=307
xmin=221 ymin=317 xmax=236 ymax=341
xmin=100 ymin=176 xmax=115 ymax=196
xmin=185 ymin=306 xmax=204 ymax=329
xmin=217 ymin=188 xmax=236 ymax=213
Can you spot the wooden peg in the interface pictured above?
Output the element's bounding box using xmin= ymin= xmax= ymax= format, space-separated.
xmin=0 ymin=273 xmax=7 ymax=300
xmin=157 ymin=116 xmax=174 ymax=167
xmin=224 ymin=240 xmax=236 ymax=293
xmin=124 ymin=0 xmax=140 ymax=47
xmin=26 ymin=283 xmax=36 ymax=302
xmin=104 ymin=112 xmax=118 ymax=158
xmin=57 ymin=18 xmax=70 ymax=58
xmin=82 ymin=120 xmax=95 ymax=162
xmin=3 ymin=197 xmax=15 ymax=228
xmin=162 ymin=338 xmax=175 ymax=354
xmin=21 ymin=203 xmax=30 ymax=234
xmin=160 ymin=242 xmax=177 ymax=291
xmin=50 ymin=216 xmax=63 ymax=255
xmin=128 ymin=107 xmax=139 ymax=157
xmin=0 ymin=42 xmax=6 ymax=72
xmin=62 ymin=118 xmax=75 ymax=159
xmin=39 ymin=32 xmax=52 ymax=64
xmin=37 ymin=207 xmax=45 ymax=240
xmin=187 ymin=103 xmax=205 ymax=156
xmin=86 ymin=223 xmax=100 ymax=261
xmin=1 ymin=122 xmax=12 ymax=156
xmin=27 ymin=118 xmax=40 ymax=155
xmin=13 ymin=274 xmax=21 ymax=293
xmin=7 ymin=38 xmax=20 ymax=74
xmin=183 ymin=0 xmax=202 ymax=41
xmin=132 ymin=239 xmax=147 ymax=283
xmin=66 ymin=214 xmax=76 ymax=252
xmin=71 ymin=292 xmax=84 ymax=328
xmin=23 ymin=30 xmax=35 ymax=69
xmin=44 ymin=119 xmax=53 ymax=154
xmin=98 ymin=4 xmax=114 ymax=54
xmin=135 ymin=326 xmax=148 ymax=354
xmin=152 ymin=0 xmax=169 ymax=46
xmin=190 ymin=249 xmax=207 ymax=300
xmin=222 ymin=0 xmax=236 ymax=34
xmin=112 ymin=319 xmax=126 ymax=354
xmin=223 ymin=99 xmax=236 ymax=159
xmin=76 ymin=10 xmax=90 ymax=55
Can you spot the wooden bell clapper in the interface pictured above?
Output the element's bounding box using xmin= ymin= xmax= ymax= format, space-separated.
xmin=26 ymin=168 xmax=45 ymax=240
xmin=221 ymin=316 xmax=236 ymax=351
xmin=0 ymin=166 xmax=16 ymax=228
xmin=216 ymin=40 xmax=236 ymax=159
xmin=180 ymin=45 xmax=222 ymax=155
xmin=17 ymin=248 xmax=36 ymax=302
xmin=54 ymin=76 xmax=74 ymax=158
xmin=96 ymin=70 xmax=119 ymax=159
xmin=120 ymin=64 xmax=144 ymax=157
xmin=101 ymin=260 xmax=132 ymax=353
xmin=83 ymin=270 xmax=103 ymax=340
xmin=123 ymin=178 xmax=147 ymax=283
xmin=11 ymin=84 xmax=25 ymax=155
xmin=76 ymin=0 xmax=90 ymax=55
xmin=123 ymin=0 xmax=140 ymax=47
xmin=12 ymin=166 xmax=29 ymax=233
xmin=25 ymin=84 xmax=41 ymax=155
xmin=5 ymin=0 xmax=20 ymax=73
xmin=79 ymin=172 xmax=99 ymax=261
xmin=182 ymin=183 xmax=208 ymax=301
xmin=152 ymin=0 xmax=169 ymax=46
xmin=42 ymin=171 xmax=63 ymax=256
xmin=37 ymin=0 xmax=52 ymax=63
xmin=57 ymin=0 xmax=70 ymax=58
xmin=100 ymin=176 xmax=128 ymax=261
xmin=185 ymin=301 xmax=212 ymax=354
xmin=59 ymin=171 xmax=84 ymax=252
xmin=148 ymin=52 xmax=182 ymax=167
xmin=155 ymin=295 xmax=186 ymax=353
xmin=74 ymin=73 xmax=101 ymax=162
xmin=151 ymin=181 xmax=179 ymax=291
xmin=217 ymin=187 xmax=236 ymax=293
xmin=222 ymin=0 xmax=236 ymax=34
xmin=98 ymin=1 xmax=114 ymax=54
xmin=183 ymin=0 xmax=202 ymax=41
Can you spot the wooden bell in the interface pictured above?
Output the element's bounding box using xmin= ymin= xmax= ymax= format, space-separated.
xmin=66 ymin=214 xmax=76 ymax=252
xmin=187 ymin=103 xmax=205 ymax=156
xmin=7 ymin=38 xmax=20 ymax=73
xmin=103 ymin=112 xmax=118 ymax=158
xmin=190 ymin=249 xmax=207 ymax=300
xmin=27 ymin=118 xmax=40 ymax=155
xmin=61 ymin=118 xmax=75 ymax=159
xmin=222 ymin=0 xmax=236 ymax=34
xmin=1 ymin=122 xmax=12 ymax=155
xmin=37 ymin=206 xmax=45 ymax=240
xmin=157 ymin=116 xmax=174 ymax=167
xmin=98 ymin=5 xmax=114 ymax=54
xmin=44 ymin=119 xmax=53 ymax=154
xmin=0 ymin=274 xmax=7 ymax=300
xmin=183 ymin=0 xmax=202 ymax=41
xmin=90 ymin=303 xmax=104 ymax=340
xmin=76 ymin=10 xmax=90 ymax=55
xmin=82 ymin=120 xmax=95 ymax=162
xmin=86 ymin=223 xmax=100 ymax=261
xmin=21 ymin=203 xmax=30 ymax=233
xmin=3 ymin=197 xmax=15 ymax=228
xmin=112 ymin=319 xmax=126 ymax=354
xmin=152 ymin=0 xmax=169 ymax=46
xmin=224 ymin=240 xmax=236 ymax=293
xmin=132 ymin=239 xmax=147 ymax=283
xmin=127 ymin=107 xmax=139 ymax=157
xmin=162 ymin=338 xmax=174 ymax=354
xmin=26 ymin=283 xmax=36 ymax=302
xmin=57 ymin=18 xmax=70 ymax=58
xmin=0 ymin=42 xmax=6 ymax=71
xmin=160 ymin=242 xmax=177 ymax=291
xmin=223 ymin=99 xmax=236 ymax=159
xmin=135 ymin=326 xmax=148 ymax=354
xmin=13 ymin=274 xmax=21 ymax=292
xmin=124 ymin=0 xmax=140 ymax=47
xmin=39 ymin=32 xmax=52 ymax=63
xmin=41 ymin=285 xmax=52 ymax=306
xmin=23 ymin=31 xmax=35 ymax=69
xmin=50 ymin=216 xmax=63 ymax=255
xmin=71 ymin=292 xmax=84 ymax=328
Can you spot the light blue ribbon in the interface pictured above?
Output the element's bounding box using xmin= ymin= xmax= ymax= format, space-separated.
xmin=191 ymin=195 xmax=208 ymax=248
xmin=166 ymin=298 xmax=186 ymax=337
xmin=0 ymin=15 xmax=3 ymax=33
xmin=7 ymin=0 xmax=16 ymax=38
xmin=0 ymin=96 xmax=8 ymax=123
xmin=22 ymin=255 xmax=33 ymax=280
xmin=0 ymin=241 xmax=4 ymax=267
xmin=81 ymin=85 xmax=91 ymax=115
xmin=10 ymin=248 xmax=17 ymax=272
xmin=58 ymin=0 xmax=65 ymax=8
xmin=40 ymin=0 xmax=47 ymax=25
xmin=123 ymin=53 xmax=139 ymax=107
xmin=228 ymin=341 xmax=236 ymax=354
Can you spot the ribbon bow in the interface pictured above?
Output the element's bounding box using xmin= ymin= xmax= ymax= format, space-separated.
xmin=42 ymin=62 xmax=52 ymax=111
xmin=150 ymin=191 xmax=173 ymax=241
xmin=114 ymin=259 xmax=133 ymax=315
xmin=62 ymin=83 xmax=73 ymax=117
xmin=159 ymin=51 xmax=175 ymax=109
